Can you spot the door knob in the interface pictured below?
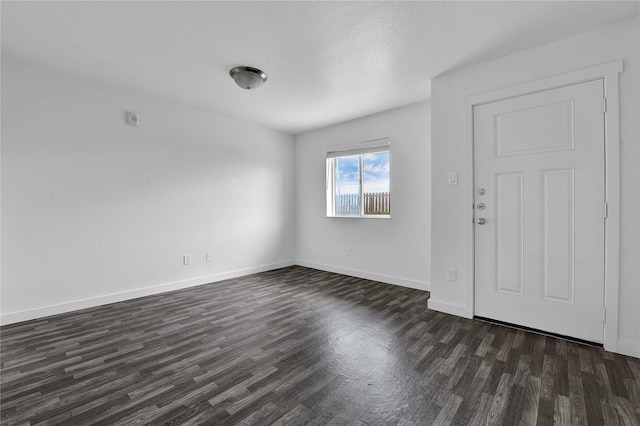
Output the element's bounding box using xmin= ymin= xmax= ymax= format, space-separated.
xmin=476 ymin=218 xmax=486 ymax=225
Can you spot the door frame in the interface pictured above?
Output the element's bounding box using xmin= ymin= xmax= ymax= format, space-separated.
xmin=463 ymin=61 xmax=623 ymax=352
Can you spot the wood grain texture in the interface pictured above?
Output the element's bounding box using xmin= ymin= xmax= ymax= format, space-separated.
xmin=1 ymin=266 xmax=639 ymax=425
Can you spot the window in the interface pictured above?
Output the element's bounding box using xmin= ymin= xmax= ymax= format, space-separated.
xmin=326 ymin=138 xmax=390 ymax=218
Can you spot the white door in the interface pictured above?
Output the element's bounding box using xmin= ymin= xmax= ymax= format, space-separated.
xmin=474 ymin=79 xmax=605 ymax=343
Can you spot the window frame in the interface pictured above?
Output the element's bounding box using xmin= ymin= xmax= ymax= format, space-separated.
xmin=326 ymin=138 xmax=391 ymax=219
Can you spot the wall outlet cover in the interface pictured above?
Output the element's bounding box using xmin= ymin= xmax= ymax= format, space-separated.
xmin=125 ymin=111 xmax=140 ymax=126
xmin=448 ymin=172 xmax=458 ymax=186
xmin=447 ymin=268 xmax=457 ymax=281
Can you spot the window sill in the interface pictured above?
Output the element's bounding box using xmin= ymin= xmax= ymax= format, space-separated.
xmin=326 ymin=215 xmax=392 ymax=219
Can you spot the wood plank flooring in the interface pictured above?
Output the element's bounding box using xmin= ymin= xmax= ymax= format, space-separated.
xmin=1 ymin=266 xmax=639 ymax=425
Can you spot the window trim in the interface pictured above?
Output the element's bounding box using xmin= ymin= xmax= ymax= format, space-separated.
xmin=326 ymin=138 xmax=391 ymax=218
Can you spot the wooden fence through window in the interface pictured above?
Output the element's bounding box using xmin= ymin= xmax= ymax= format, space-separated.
xmin=335 ymin=192 xmax=390 ymax=216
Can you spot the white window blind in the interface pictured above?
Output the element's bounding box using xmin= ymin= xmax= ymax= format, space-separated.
xmin=326 ymin=138 xmax=390 ymax=158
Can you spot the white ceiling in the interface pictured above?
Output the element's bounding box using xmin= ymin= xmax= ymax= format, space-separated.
xmin=2 ymin=1 xmax=638 ymax=134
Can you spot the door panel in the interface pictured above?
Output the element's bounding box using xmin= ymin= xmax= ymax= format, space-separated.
xmin=495 ymin=172 xmax=523 ymax=296
xmin=495 ymin=100 xmax=575 ymax=157
xmin=541 ymin=168 xmax=575 ymax=304
xmin=474 ymin=79 xmax=605 ymax=343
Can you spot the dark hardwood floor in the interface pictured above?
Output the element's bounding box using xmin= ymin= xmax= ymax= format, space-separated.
xmin=1 ymin=266 xmax=639 ymax=425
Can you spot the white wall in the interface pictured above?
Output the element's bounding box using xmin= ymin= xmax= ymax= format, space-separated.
xmin=295 ymin=102 xmax=431 ymax=290
xmin=1 ymin=56 xmax=296 ymax=324
xmin=430 ymin=18 xmax=639 ymax=357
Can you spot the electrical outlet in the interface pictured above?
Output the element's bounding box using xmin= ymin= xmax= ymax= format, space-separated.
xmin=448 ymin=172 xmax=458 ymax=186
xmin=183 ymin=255 xmax=191 ymax=266
xmin=447 ymin=268 xmax=457 ymax=281
xmin=205 ymin=252 xmax=213 ymax=262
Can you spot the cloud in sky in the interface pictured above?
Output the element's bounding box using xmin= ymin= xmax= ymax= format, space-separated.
xmin=335 ymin=152 xmax=389 ymax=194
xmin=335 ymin=155 xmax=359 ymax=194
xmin=363 ymin=152 xmax=390 ymax=193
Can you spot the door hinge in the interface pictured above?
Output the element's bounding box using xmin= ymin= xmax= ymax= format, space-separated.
xmin=603 ymin=307 xmax=607 ymax=323
xmin=603 ymin=98 xmax=608 ymax=114
xmin=603 ymin=202 xmax=608 ymax=218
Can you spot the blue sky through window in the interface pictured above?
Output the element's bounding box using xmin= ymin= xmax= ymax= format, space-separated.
xmin=335 ymin=155 xmax=359 ymax=195
xmin=335 ymin=151 xmax=389 ymax=195
xmin=363 ymin=152 xmax=390 ymax=193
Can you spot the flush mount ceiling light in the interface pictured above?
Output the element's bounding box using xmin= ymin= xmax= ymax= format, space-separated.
xmin=229 ymin=66 xmax=267 ymax=90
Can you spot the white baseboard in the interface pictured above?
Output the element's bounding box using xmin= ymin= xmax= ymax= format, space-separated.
xmin=0 ymin=260 xmax=295 ymax=326
xmin=613 ymin=338 xmax=640 ymax=359
xmin=295 ymin=260 xmax=430 ymax=292
xmin=427 ymin=298 xmax=473 ymax=319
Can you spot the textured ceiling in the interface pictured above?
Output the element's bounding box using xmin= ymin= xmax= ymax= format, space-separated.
xmin=2 ymin=1 xmax=639 ymax=134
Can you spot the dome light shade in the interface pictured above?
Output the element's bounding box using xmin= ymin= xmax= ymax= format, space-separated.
xmin=229 ymin=66 xmax=267 ymax=90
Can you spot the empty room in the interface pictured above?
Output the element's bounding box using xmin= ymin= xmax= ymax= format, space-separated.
xmin=1 ymin=1 xmax=639 ymax=425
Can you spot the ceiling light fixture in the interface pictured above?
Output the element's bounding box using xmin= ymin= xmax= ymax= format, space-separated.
xmin=229 ymin=66 xmax=267 ymax=90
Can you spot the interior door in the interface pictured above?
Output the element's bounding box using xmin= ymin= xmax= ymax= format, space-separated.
xmin=473 ymin=79 xmax=605 ymax=343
